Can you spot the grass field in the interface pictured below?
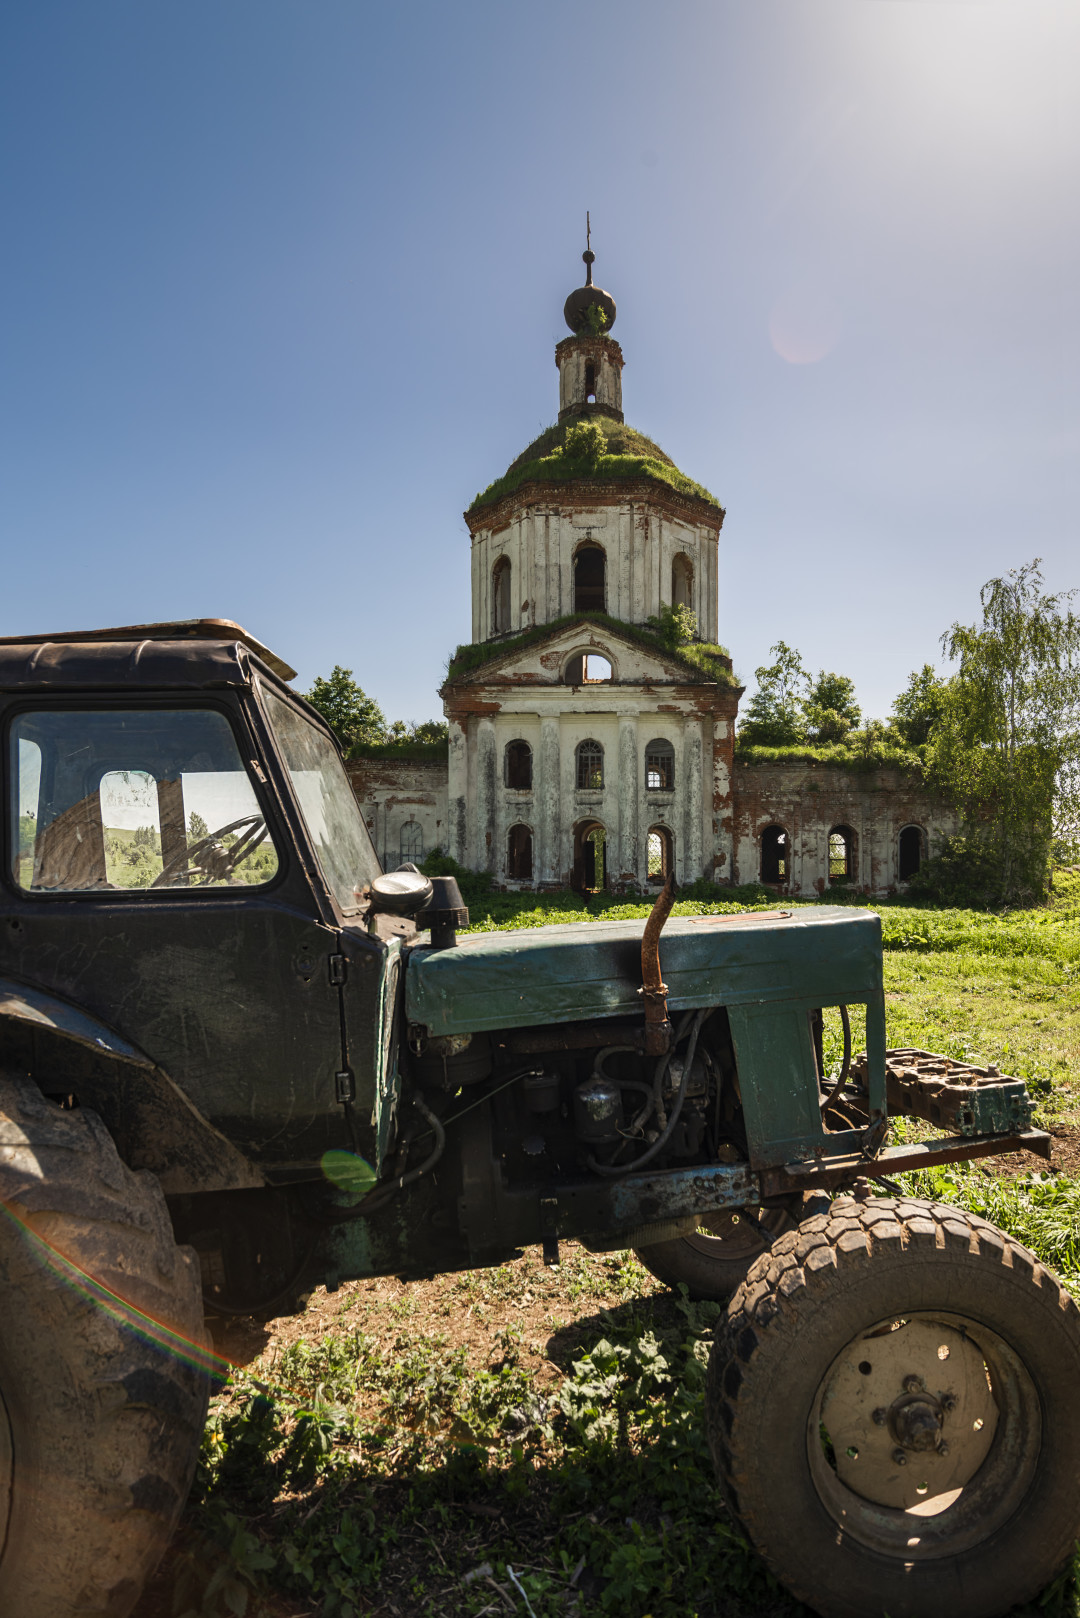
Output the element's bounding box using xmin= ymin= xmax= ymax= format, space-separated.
xmin=139 ymin=873 xmax=1080 ymax=1618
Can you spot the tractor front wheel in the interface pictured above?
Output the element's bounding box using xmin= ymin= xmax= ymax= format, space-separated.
xmin=0 ymin=1078 xmax=213 ymax=1616
xmin=707 ymin=1195 xmax=1080 ymax=1618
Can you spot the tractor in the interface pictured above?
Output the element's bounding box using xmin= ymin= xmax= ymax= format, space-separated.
xmin=1 ymin=618 xmax=1077 ymax=1618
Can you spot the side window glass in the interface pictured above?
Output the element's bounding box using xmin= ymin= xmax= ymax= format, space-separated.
xmin=10 ymin=709 xmax=280 ymax=895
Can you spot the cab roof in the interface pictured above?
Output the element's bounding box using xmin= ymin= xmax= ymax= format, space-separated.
xmin=0 ymin=619 xmax=298 ymax=687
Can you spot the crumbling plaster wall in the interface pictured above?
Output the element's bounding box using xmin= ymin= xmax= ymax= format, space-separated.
xmin=345 ymin=759 xmax=448 ymax=873
xmin=730 ymin=763 xmax=958 ymax=895
xmin=440 ymin=621 xmax=738 ymax=890
xmin=469 ymin=488 xmax=720 ymax=645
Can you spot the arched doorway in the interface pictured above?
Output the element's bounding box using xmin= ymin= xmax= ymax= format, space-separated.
xmin=507 ymin=823 xmax=533 ymax=880
xmin=573 ymin=820 xmax=607 ymax=891
xmin=647 ymin=825 xmax=673 ymax=884
xmin=898 ymin=824 xmax=924 ymax=881
xmin=760 ymin=825 xmax=788 ymax=885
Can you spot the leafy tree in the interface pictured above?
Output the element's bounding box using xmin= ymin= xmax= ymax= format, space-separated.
xmin=410 ymin=719 xmax=449 ymax=743
xmin=738 ymin=641 xmax=809 ymax=746
xmin=133 ymin=824 xmax=159 ymax=850
xmin=305 ymin=667 xmax=387 ymax=751
xmin=927 ymin=560 xmax=1080 ymax=904
xmin=805 ymin=671 xmax=861 ymax=745
xmin=188 ymin=811 xmax=209 ymax=841
xmin=891 ymin=664 xmax=949 ymax=749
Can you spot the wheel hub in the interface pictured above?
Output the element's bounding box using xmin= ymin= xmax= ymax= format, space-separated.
xmin=819 ymin=1317 xmax=999 ymax=1510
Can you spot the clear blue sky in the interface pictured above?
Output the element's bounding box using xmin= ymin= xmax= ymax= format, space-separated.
xmin=3 ymin=1 xmax=1077 ymax=725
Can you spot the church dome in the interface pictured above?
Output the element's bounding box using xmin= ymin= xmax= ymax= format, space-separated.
xmin=564 ymin=254 xmax=617 ymax=334
xmin=505 ymin=416 xmax=673 ymax=475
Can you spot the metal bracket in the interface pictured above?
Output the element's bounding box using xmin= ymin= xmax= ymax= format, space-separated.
xmin=335 ymin=1069 xmax=356 ymax=1104
xmin=329 ymin=955 xmax=348 ymax=986
xmin=539 ymin=1196 xmax=560 ymax=1267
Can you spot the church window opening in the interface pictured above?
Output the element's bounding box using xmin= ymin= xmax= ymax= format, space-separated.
xmin=564 ymin=652 xmax=611 ymax=684
xmin=492 ymin=556 xmax=512 ymax=635
xmin=504 ymin=740 xmax=533 ymax=790
xmin=671 ymin=553 xmax=693 ymax=611
xmin=584 ymin=361 xmax=596 ymax=402
xmin=647 ymin=825 xmax=673 ymax=883
xmin=576 ymin=739 xmax=604 ymax=790
xmin=399 ymin=819 xmax=424 ymax=864
xmin=829 ymin=825 xmax=856 ymax=882
xmin=645 ymin=738 xmax=675 ymax=791
xmin=507 ymin=823 xmax=533 ymax=880
xmin=760 ymin=825 xmax=787 ymax=884
xmin=573 ymin=545 xmax=606 ymax=613
xmin=898 ymin=824 xmax=924 ymax=881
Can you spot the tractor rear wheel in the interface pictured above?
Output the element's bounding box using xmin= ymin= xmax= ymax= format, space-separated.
xmin=706 ymin=1195 xmax=1080 ymax=1618
xmin=0 ymin=1077 xmax=213 ymax=1616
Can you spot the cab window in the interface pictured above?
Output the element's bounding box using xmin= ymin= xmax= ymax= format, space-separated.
xmin=10 ymin=708 xmax=279 ymax=893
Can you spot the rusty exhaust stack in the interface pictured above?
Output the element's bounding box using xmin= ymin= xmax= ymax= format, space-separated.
xmin=640 ymin=871 xmax=676 ymax=1055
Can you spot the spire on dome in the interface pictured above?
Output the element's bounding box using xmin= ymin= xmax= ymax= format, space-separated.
xmin=563 ymin=213 xmax=616 ymax=334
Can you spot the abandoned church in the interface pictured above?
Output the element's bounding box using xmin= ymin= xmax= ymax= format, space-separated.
xmin=349 ymin=247 xmax=953 ymax=896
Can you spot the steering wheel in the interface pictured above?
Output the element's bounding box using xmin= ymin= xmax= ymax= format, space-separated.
xmin=152 ymin=814 xmax=269 ymax=888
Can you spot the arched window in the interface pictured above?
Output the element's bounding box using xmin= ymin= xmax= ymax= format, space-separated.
xmin=645 ymin=738 xmax=675 ymax=791
xmin=573 ymin=544 xmax=606 ymax=613
xmin=584 ymin=361 xmax=596 ymax=402
xmin=573 ymin=821 xmax=606 ymax=890
xmin=504 ymin=740 xmax=532 ymax=790
xmin=399 ymin=820 xmax=424 ymax=864
xmin=576 ymin=739 xmax=604 ymax=790
xmin=507 ymin=823 xmax=533 ymax=880
xmin=564 ymin=652 xmax=612 ymax=684
xmin=647 ymin=825 xmax=674 ymax=883
xmin=671 ymin=553 xmax=693 ymax=611
xmin=760 ymin=825 xmax=788 ymax=884
xmin=898 ymin=825 xmax=924 ymax=881
xmin=492 ymin=556 xmax=512 ymax=635
xmin=829 ymin=825 xmax=857 ymax=883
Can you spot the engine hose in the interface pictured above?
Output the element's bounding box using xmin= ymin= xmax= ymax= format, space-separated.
xmin=356 ymin=1096 xmax=446 ymax=1213
xmin=651 ymin=1008 xmax=697 ymax=1130
xmin=588 ymin=1005 xmax=714 ymax=1178
xmin=592 ymin=1046 xmax=656 ymax=1135
xmin=820 ymin=1004 xmax=853 ymax=1115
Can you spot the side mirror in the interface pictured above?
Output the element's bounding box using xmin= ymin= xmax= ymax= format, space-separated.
xmin=368 ymin=865 xmax=434 ymax=917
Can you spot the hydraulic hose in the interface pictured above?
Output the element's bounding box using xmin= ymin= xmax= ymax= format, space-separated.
xmin=588 ymin=1005 xmax=714 ymax=1178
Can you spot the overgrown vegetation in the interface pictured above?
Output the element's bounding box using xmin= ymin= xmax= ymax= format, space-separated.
xmin=736 ymin=562 xmax=1080 ymax=908
xmin=468 ymin=416 xmax=722 ymax=515
xmin=444 ymin=611 xmax=736 ymax=686
xmin=304 ymin=666 xmax=448 ymax=761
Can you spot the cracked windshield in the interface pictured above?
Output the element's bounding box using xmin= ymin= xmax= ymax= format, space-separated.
xmin=12 ymin=708 xmax=279 ymax=891
xmin=262 ymin=686 xmax=379 ymax=910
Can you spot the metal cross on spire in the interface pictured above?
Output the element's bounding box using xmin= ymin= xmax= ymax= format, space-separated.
xmin=583 ymin=210 xmax=595 ymax=286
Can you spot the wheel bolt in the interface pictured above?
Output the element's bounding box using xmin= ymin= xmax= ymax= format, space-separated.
xmin=938 ymin=1441 xmax=950 ymax=1457
xmin=872 ymin=1407 xmax=887 ymax=1426
xmin=941 ymin=1393 xmax=957 ymax=1412
xmin=903 ymin=1375 xmax=924 ymax=1393
xmin=892 ymin=1448 xmax=907 ymax=1466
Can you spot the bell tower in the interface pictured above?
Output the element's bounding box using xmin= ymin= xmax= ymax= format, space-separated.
xmin=464 ymin=229 xmax=724 ymax=646
xmin=556 ymin=219 xmax=624 ymax=422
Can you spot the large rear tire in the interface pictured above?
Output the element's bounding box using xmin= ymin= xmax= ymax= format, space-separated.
xmin=0 ymin=1078 xmax=213 ymax=1616
xmin=706 ymin=1195 xmax=1080 ymax=1618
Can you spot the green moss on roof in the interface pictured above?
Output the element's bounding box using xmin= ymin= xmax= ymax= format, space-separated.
xmin=468 ymin=416 xmax=722 ymax=515
xmin=445 ymin=611 xmax=738 ymax=687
